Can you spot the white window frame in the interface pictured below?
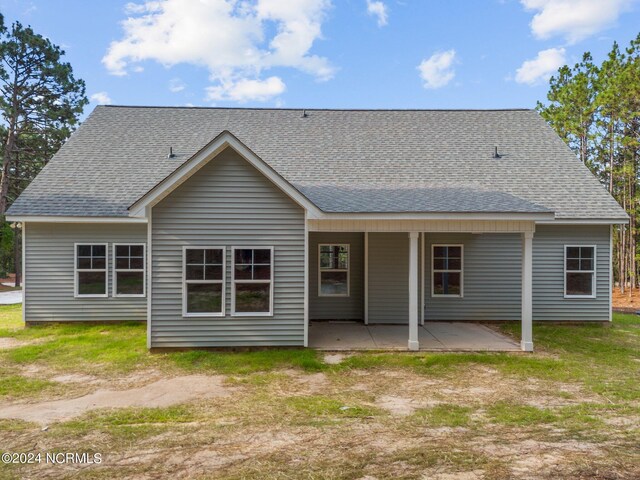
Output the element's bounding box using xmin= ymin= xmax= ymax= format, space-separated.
xmin=113 ymin=243 xmax=146 ymax=298
xmin=318 ymin=243 xmax=350 ymax=297
xmin=431 ymin=244 xmax=464 ymax=298
xmin=231 ymin=246 xmax=274 ymax=317
xmin=564 ymin=245 xmax=597 ymax=299
xmin=182 ymin=246 xmax=226 ymax=318
xmin=74 ymin=242 xmax=108 ymax=298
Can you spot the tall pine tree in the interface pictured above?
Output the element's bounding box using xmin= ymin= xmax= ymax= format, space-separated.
xmin=538 ymin=34 xmax=640 ymax=295
xmin=0 ymin=17 xmax=87 ymax=214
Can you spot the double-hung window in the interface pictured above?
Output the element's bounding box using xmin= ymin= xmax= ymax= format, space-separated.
xmin=432 ymin=245 xmax=463 ymax=297
xmin=318 ymin=244 xmax=349 ymax=296
xmin=232 ymin=247 xmax=273 ymax=316
xmin=565 ymin=246 xmax=596 ymax=298
xmin=183 ymin=247 xmax=225 ymax=316
xmin=114 ymin=244 xmax=145 ymax=297
xmin=75 ymin=244 xmax=108 ymax=297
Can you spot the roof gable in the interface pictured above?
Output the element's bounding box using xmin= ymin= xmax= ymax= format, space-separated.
xmin=128 ymin=130 xmax=321 ymax=217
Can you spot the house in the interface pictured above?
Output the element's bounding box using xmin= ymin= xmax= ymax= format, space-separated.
xmin=6 ymin=107 xmax=628 ymax=352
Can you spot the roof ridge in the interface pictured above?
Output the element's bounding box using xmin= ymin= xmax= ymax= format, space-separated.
xmin=99 ymin=105 xmax=535 ymax=112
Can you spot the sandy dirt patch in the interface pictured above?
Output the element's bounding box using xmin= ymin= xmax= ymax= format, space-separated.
xmin=427 ymin=471 xmax=484 ymax=480
xmin=324 ymin=353 xmax=351 ymax=364
xmin=375 ymin=394 xmax=430 ymax=416
xmin=0 ymin=374 xmax=230 ymax=424
xmin=49 ymin=373 xmax=102 ymax=384
xmin=0 ymin=337 xmax=25 ymax=349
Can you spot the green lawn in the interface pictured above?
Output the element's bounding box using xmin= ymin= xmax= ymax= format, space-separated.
xmin=0 ymin=305 xmax=638 ymax=479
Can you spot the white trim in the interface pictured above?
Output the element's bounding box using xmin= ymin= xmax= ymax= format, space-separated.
xmin=8 ymin=214 xmax=627 ymax=225
xmin=420 ymin=232 xmax=425 ymax=325
xmin=303 ymin=211 xmax=309 ymax=347
xmin=74 ymin=242 xmax=108 ymax=298
xmin=431 ymin=244 xmax=464 ymax=298
xmin=146 ymin=206 xmax=152 ymax=349
xmin=310 ymin=212 xmax=554 ymax=221
xmin=536 ymin=218 xmax=628 ymax=225
xmin=521 ymin=231 xmax=534 ymax=352
xmin=231 ymin=246 xmax=274 ymax=317
xmin=317 ymin=243 xmax=350 ymax=297
xmin=364 ymin=232 xmax=369 ymax=325
xmin=308 ymin=219 xmax=537 ymax=234
xmin=182 ymin=246 xmax=226 ymax=317
xmin=563 ymin=244 xmax=597 ymax=299
xmin=112 ymin=243 xmax=146 ymax=298
xmin=609 ymin=225 xmax=613 ymax=322
xmin=21 ymin=222 xmax=26 ymax=325
xmin=129 ymin=132 xmax=321 ymax=218
xmin=6 ymin=216 xmax=147 ymax=223
xmin=408 ymin=232 xmax=419 ymax=351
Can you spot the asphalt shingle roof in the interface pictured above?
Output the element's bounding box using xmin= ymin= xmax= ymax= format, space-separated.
xmin=7 ymin=106 xmax=628 ymax=220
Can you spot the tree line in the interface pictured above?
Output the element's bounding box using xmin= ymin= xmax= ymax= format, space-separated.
xmin=537 ymin=34 xmax=640 ymax=295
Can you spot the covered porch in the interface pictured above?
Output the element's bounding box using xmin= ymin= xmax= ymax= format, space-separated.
xmin=305 ymin=217 xmax=539 ymax=352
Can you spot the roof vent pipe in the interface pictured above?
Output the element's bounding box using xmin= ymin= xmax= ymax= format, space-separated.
xmin=301 ymin=109 xmax=307 ymax=118
xmin=168 ymin=146 xmax=176 ymax=159
xmin=493 ymin=146 xmax=501 ymax=159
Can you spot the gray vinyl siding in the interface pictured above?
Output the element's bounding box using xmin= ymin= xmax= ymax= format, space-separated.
xmin=368 ymin=232 xmax=409 ymax=324
xmin=150 ymin=147 xmax=305 ymax=348
xmin=424 ymin=233 xmax=522 ymax=321
xmin=24 ymin=223 xmax=147 ymax=322
xmin=533 ymin=224 xmax=610 ymax=321
xmin=309 ymin=232 xmax=364 ymax=320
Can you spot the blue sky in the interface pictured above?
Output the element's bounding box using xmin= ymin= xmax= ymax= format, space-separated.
xmin=1 ymin=0 xmax=639 ymax=114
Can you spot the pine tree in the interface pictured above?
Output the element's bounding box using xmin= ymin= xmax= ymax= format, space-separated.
xmin=0 ymin=17 xmax=87 ymax=214
xmin=538 ymin=34 xmax=640 ymax=296
xmin=0 ymin=16 xmax=87 ymax=284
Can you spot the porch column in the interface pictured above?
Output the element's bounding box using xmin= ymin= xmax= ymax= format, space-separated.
xmin=521 ymin=231 xmax=534 ymax=352
xmin=408 ymin=232 xmax=419 ymax=351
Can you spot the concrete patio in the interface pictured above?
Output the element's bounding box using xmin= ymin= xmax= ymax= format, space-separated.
xmin=308 ymin=321 xmax=520 ymax=351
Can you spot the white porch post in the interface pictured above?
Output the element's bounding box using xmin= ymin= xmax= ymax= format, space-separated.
xmin=408 ymin=232 xmax=420 ymax=351
xmin=364 ymin=232 xmax=369 ymax=325
xmin=521 ymin=231 xmax=534 ymax=352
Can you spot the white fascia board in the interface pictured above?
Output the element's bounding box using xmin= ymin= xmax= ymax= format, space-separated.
xmin=308 ymin=211 xmax=555 ymax=221
xmin=536 ymin=218 xmax=629 ymax=225
xmin=5 ymin=215 xmax=147 ymax=224
xmin=128 ymin=132 xmax=322 ymax=218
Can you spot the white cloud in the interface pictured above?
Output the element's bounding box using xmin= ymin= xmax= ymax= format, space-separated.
xmin=124 ymin=2 xmax=147 ymax=14
xmin=104 ymin=0 xmax=333 ymax=102
xmin=366 ymin=0 xmax=388 ymax=27
xmin=89 ymin=91 xmax=112 ymax=104
xmin=515 ymin=47 xmax=566 ymax=85
xmin=206 ymin=76 xmax=286 ymax=103
xmin=521 ymin=0 xmax=635 ymax=43
xmin=417 ymin=50 xmax=456 ymax=89
xmin=169 ymin=78 xmax=186 ymax=93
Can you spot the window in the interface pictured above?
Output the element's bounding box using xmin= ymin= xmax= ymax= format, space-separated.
xmin=183 ymin=247 xmax=225 ymax=316
xmin=565 ymin=245 xmax=596 ymax=298
xmin=75 ymin=244 xmax=108 ymax=297
xmin=432 ymin=245 xmax=463 ymax=297
xmin=113 ymin=244 xmax=145 ymax=297
xmin=232 ymin=247 xmax=273 ymax=315
xmin=318 ymin=244 xmax=349 ymax=296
